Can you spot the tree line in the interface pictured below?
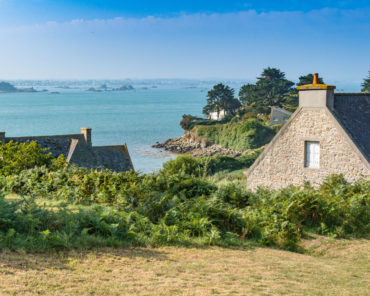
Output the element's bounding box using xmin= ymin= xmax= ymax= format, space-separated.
xmin=202 ymin=67 xmax=369 ymax=117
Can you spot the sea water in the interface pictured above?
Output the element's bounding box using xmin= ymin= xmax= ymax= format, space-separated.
xmin=0 ymin=82 xmax=214 ymax=172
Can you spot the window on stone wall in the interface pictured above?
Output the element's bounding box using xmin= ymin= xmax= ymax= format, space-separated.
xmin=305 ymin=141 xmax=320 ymax=168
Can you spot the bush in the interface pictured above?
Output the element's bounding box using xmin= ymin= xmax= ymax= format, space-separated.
xmin=200 ymin=152 xmax=261 ymax=175
xmin=0 ymin=141 xmax=54 ymax=176
xmin=161 ymin=153 xmax=261 ymax=177
xmin=0 ymin=163 xmax=368 ymax=252
xmin=0 ymin=144 xmax=368 ymax=251
xmin=162 ymin=155 xmax=204 ymax=176
xmin=196 ymin=118 xmax=275 ymax=151
xmin=180 ymin=114 xmax=203 ymax=131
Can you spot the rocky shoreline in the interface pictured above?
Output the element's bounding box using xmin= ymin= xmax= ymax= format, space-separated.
xmin=152 ymin=133 xmax=243 ymax=157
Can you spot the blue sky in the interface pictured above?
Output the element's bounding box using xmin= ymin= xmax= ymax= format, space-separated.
xmin=0 ymin=0 xmax=369 ymax=88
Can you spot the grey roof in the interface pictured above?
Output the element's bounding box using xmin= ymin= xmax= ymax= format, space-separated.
xmin=7 ymin=134 xmax=83 ymax=158
xmin=70 ymin=145 xmax=134 ymax=171
xmin=333 ymin=93 xmax=370 ymax=162
xmin=4 ymin=132 xmax=133 ymax=172
xmin=270 ymin=107 xmax=292 ymax=125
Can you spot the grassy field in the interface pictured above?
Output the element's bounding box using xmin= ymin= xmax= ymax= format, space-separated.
xmin=0 ymin=236 xmax=368 ymax=296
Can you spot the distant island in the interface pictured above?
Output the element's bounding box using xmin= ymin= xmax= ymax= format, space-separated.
xmin=86 ymin=84 xmax=135 ymax=92
xmin=113 ymin=84 xmax=135 ymax=91
xmin=0 ymin=81 xmax=40 ymax=93
xmin=86 ymin=87 xmax=102 ymax=92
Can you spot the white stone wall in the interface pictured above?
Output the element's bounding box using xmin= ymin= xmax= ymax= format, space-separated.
xmin=246 ymin=108 xmax=370 ymax=190
xmin=209 ymin=110 xmax=227 ymax=121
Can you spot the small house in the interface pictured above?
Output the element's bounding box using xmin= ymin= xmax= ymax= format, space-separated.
xmin=208 ymin=110 xmax=228 ymax=121
xmin=0 ymin=127 xmax=134 ymax=172
xmin=245 ymin=74 xmax=369 ymax=190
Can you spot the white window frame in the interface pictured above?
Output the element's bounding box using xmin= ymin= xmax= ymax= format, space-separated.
xmin=305 ymin=141 xmax=320 ymax=168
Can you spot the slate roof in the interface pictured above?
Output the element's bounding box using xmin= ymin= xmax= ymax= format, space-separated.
xmin=4 ymin=130 xmax=134 ymax=172
xmin=270 ymin=107 xmax=292 ymax=125
xmin=6 ymin=134 xmax=84 ymax=158
xmin=333 ymin=93 xmax=370 ymax=162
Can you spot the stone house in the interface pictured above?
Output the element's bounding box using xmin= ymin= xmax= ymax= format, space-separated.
xmin=245 ymin=74 xmax=370 ymax=190
xmin=0 ymin=127 xmax=134 ymax=172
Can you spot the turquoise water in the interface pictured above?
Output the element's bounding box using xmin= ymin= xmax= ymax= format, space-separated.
xmin=0 ymin=86 xmax=208 ymax=172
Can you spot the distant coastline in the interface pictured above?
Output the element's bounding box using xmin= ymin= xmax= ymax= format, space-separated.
xmin=0 ymin=81 xmax=44 ymax=93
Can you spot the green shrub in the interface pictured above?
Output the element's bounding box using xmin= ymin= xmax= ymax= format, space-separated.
xmin=180 ymin=114 xmax=203 ymax=131
xmin=161 ymin=155 xmax=204 ymax=176
xmin=0 ymin=141 xmax=54 ymax=176
xmin=196 ymin=118 xmax=275 ymax=151
xmin=2 ymin=133 xmax=366 ymax=252
xmin=161 ymin=153 xmax=261 ymax=177
xmin=200 ymin=153 xmax=260 ymax=175
xmin=1 ymin=167 xmax=369 ymax=252
xmin=0 ymin=142 xmax=368 ymax=253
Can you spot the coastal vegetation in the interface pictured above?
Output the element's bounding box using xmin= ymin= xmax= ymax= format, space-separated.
xmin=179 ymin=114 xmax=203 ymax=131
xmin=202 ymin=83 xmax=241 ymax=117
xmin=0 ymin=140 xmax=59 ymax=176
xmin=162 ymin=153 xmax=261 ymax=176
xmin=238 ymin=67 xmax=295 ymax=114
xmin=176 ymin=68 xmax=320 ymax=155
xmin=195 ymin=117 xmax=275 ymax=151
xmin=0 ymin=141 xmax=368 ymax=253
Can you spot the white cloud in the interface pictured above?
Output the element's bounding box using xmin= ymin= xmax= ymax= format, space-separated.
xmin=0 ymin=8 xmax=368 ymax=80
xmin=0 ymin=7 xmax=369 ymax=35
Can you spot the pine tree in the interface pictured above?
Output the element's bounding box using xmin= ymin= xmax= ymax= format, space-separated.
xmin=297 ymin=74 xmax=324 ymax=86
xmin=203 ymin=83 xmax=240 ymax=116
xmin=238 ymin=67 xmax=294 ymax=114
xmin=361 ymin=71 xmax=370 ymax=92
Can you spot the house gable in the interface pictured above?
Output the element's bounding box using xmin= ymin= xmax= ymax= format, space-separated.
xmin=245 ymin=107 xmax=369 ymax=190
xmin=245 ymin=74 xmax=369 ymax=190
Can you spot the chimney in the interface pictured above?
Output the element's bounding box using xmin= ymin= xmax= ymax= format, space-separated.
xmin=297 ymin=73 xmax=336 ymax=110
xmin=0 ymin=131 xmax=5 ymax=142
xmin=312 ymin=73 xmax=319 ymax=84
xmin=80 ymin=127 xmax=92 ymax=146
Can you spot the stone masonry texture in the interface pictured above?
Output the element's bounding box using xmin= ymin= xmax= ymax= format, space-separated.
xmin=246 ymin=108 xmax=369 ymax=190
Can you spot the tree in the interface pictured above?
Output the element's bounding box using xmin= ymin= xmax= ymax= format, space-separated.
xmin=238 ymin=67 xmax=294 ymax=114
xmin=238 ymin=83 xmax=258 ymax=105
xmin=0 ymin=141 xmax=53 ymax=176
xmin=297 ymin=74 xmax=324 ymax=86
xmin=203 ymin=83 xmax=240 ymax=117
xmin=361 ymin=71 xmax=370 ymax=92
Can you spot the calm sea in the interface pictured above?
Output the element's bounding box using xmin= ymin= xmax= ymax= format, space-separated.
xmin=0 ymin=81 xmax=217 ymax=172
